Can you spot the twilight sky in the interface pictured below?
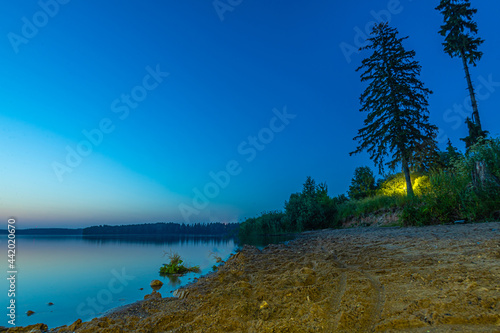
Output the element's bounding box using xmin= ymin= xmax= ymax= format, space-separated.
xmin=1 ymin=0 xmax=499 ymax=228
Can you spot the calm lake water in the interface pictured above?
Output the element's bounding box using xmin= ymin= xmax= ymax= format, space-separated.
xmin=0 ymin=235 xmax=238 ymax=329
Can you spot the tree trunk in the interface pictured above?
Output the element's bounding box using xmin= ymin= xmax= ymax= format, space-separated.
xmin=460 ymin=49 xmax=482 ymax=131
xmin=402 ymin=157 xmax=414 ymax=197
xmin=471 ymin=161 xmax=500 ymax=189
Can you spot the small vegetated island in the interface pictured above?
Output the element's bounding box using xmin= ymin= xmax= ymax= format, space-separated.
xmin=159 ymin=251 xmax=200 ymax=276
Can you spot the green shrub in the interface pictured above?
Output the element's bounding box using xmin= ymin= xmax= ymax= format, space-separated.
xmin=455 ymin=138 xmax=500 ymax=181
xmin=457 ymin=138 xmax=500 ymax=220
xmin=240 ymin=177 xmax=344 ymax=238
xmin=377 ymin=172 xmax=430 ymax=196
xmin=159 ymin=252 xmax=200 ymax=275
xmin=399 ymin=197 xmax=429 ymax=226
xmin=348 ymin=166 xmax=376 ymax=200
xmin=337 ymin=194 xmax=408 ymax=221
xmin=238 ymin=211 xmax=286 ymax=238
xmin=401 ymin=138 xmax=500 ymax=226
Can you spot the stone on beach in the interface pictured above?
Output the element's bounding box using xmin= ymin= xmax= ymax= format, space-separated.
xmin=150 ymin=280 xmax=163 ymax=288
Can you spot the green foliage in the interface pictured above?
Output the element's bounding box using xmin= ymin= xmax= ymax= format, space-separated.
xmin=399 ymin=197 xmax=428 ymax=227
xmin=332 ymin=194 xmax=349 ymax=205
xmin=348 ymin=166 xmax=376 ymax=200
xmin=238 ymin=211 xmax=286 ymax=238
xmin=282 ymin=177 xmax=339 ymax=232
xmin=377 ymin=173 xmax=430 ymax=197
xmin=438 ymin=139 xmax=462 ymax=169
xmin=401 ymin=138 xmax=500 ymax=225
xmin=342 ymin=139 xmax=500 ymax=226
xmin=239 ymin=139 xmax=499 ymax=232
xmin=401 ymin=171 xmax=467 ymax=225
xmin=455 ymin=138 xmax=500 ymax=180
xmin=337 ymin=194 xmax=408 ymax=221
xmin=239 ymin=177 xmax=342 ymax=238
xmin=159 ymin=251 xmax=200 ymax=275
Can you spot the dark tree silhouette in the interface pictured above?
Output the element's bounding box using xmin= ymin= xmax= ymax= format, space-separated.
xmin=436 ymin=0 xmax=487 ymax=147
xmin=439 ymin=139 xmax=462 ymax=168
xmin=351 ymin=23 xmax=438 ymax=197
xmin=348 ymin=166 xmax=376 ymax=200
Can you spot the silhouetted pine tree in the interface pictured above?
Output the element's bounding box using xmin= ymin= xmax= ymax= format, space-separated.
xmin=439 ymin=139 xmax=462 ymax=168
xmin=436 ymin=0 xmax=487 ymax=147
xmin=348 ymin=166 xmax=376 ymax=200
xmin=351 ymin=23 xmax=438 ymax=197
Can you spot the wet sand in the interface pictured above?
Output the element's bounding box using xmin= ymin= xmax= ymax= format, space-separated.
xmin=9 ymin=222 xmax=500 ymax=332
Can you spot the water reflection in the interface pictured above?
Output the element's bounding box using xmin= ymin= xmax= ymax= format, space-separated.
xmin=160 ymin=273 xmax=182 ymax=286
xmin=0 ymin=235 xmax=236 ymax=328
xmin=82 ymin=235 xmax=235 ymax=246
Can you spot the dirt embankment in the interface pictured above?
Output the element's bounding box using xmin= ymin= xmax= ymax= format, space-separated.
xmin=9 ymin=222 xmax=500 ymax=332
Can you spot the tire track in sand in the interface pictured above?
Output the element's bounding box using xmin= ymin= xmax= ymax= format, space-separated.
xmin=320 ymin=243 xmax=385 ymax=332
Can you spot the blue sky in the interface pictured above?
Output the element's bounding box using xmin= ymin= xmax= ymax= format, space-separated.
xmin=1 ymin=0 xmax=499 ymax=228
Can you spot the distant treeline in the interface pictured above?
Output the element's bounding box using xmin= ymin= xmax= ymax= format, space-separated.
xmin=82 ymin=222 xmax=239 ymax=236
xmin=0 ymin=228 xmax=83 ymax=235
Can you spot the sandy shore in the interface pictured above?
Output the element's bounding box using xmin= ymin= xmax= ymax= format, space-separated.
xmin=8 ymin=222 xmax=500 ymax=332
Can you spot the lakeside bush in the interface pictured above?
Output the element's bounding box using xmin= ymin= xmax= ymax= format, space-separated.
xmin=239 ymin=177 xmax=345 ymax=238
xmin=282 ymin=177 xmax=339 ymax=232
xmin=401 ymin=138 xmax=500 ymax=225
xmin=377 ymin=172 xmax=430 ymax=197
xmin=238 ymin=211 xmax=286 ymax=237
xmin=337 ymin=194 xmax=408 ymax=221
xmin=239 ymin=138 xmax=499 ymax=237
xmin=344 ymin=138 xmax=500 ymax=226
xmin=348 ymin=166 xmax=376 ymax=200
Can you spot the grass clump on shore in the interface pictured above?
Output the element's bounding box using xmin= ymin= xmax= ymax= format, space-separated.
xmin=210 ymin=252 xmax=224 ymax=272
xmin=159 ymin=251 xmax=200 ymax=275
xmin=336 ymin=194 xmax=408 ymax=220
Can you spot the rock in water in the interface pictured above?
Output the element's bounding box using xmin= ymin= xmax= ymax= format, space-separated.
xmin=150 ymin=279 xmax=164 ymax=288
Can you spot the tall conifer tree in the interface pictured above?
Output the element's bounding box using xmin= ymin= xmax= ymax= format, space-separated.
xmin=351 ymin=23 xmax=438 ymax=197
xmin=436 ymin=0 xmax=486 ymax=147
